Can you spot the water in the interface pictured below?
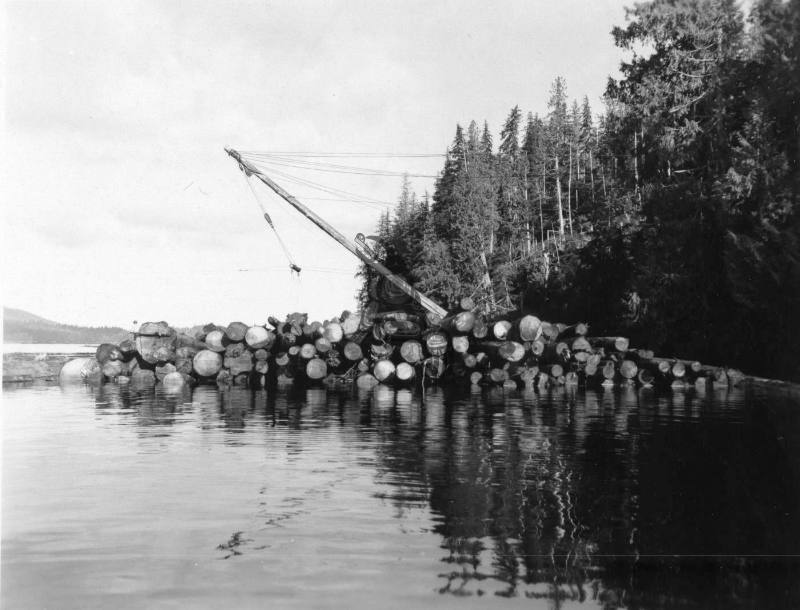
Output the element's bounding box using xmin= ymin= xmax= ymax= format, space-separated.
xmin=3 ymin=376 xmax=800 ymax=609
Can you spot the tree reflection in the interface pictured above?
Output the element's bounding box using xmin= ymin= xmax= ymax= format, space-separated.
xmin=367 ymin=384 xmax=800 ymax=606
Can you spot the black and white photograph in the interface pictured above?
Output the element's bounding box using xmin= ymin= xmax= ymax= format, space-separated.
xmin=3 ymin=0 xmax=799 ymax=607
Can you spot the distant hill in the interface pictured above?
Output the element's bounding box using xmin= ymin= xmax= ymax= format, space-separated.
xmin=3 ymin=307 xmax=130 ymax=344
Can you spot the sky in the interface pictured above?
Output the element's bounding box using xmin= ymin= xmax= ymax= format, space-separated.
xmin=3 ymin=0 xmax=631 ymax=329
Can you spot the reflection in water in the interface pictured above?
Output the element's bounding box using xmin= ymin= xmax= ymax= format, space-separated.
xmin=4 ymin=380 xmax=800 ymax=608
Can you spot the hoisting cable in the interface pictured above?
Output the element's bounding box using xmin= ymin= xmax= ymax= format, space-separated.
xmin=242 ymin=171 xmax=302 ymax=275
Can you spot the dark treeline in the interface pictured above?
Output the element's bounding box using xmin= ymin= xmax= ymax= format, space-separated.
xmin=359 ymin=0 xmax=800 ymax=381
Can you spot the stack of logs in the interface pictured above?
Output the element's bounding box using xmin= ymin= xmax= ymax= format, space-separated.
xmin=81 ymin=297 xmax=742 ymax=391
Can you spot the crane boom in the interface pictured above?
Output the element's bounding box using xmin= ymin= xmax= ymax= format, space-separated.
xmin=225 ymin=148 xmax=448 ymax=318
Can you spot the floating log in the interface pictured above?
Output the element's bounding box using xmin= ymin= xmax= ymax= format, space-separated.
xmin=193 ymin=350 xmax=223 ymax=377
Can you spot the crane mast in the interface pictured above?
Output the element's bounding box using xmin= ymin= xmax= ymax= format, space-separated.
xmin=225 ymin=148 xmax=448 ymax=318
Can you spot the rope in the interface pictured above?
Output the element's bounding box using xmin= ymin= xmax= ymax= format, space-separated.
xmin=243 ymin=174 xmax=302 ymax=275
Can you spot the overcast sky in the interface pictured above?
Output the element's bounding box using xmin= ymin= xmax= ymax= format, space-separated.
xmin=3 ymin=0 xmax=630 ymax=329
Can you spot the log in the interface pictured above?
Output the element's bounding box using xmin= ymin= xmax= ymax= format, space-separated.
xmin=441 ymin=311 xmax=475 ymax=334
xmin=395 ymin=362 xmax=415 ymax=383
xmin=460 ymin=295 xmax=476 ymax=311
xmin=340 ymin=312 xmax=361 ymax=337
xmin=323 ymin=322 xmax=344 ymax=344
xmin=253 ymin=348 xmax=269 ymax=361
xmin=216 ymin=369 xmax=232 ymax=385
xmin=225 ymin=353 xmax=254 ymax=376
xmin=224 ymin=342 xmax=248 ymax=358
xmin=488 ymin=368 xmax=508 ymax=384
xmin=637 ymin=368 xmax=655 ymax=386
xmin=118 ymin=338 xmax=138 ymax=360
xmin=424 ymin=331 xmax=449 ymax=357
xmin=601 ymin=360 xmax=617 ymax=381
xmin=343 ymin=342 xmax=364 ymax=362
xmin=131 ymin=367 xmax=156 ymax=387
xmin=516 ymin=315 xmax=542 ymax=342
xmin=539 ymin=321 xmax=561 ymax=343
xmin=557 ymin=323 xmax=589 ymax=341
xmin=306 ymin=358 xmax=327 ymax=380
xmin=356 ymin=373 xmax=379 ymax=389
xmin=619 ymin=359 xmax=638 ymax=380
xmin=254 ymin=360 xmax=269 ymax=375
xmin=588 ymin=336 xmax=630 ymax=353
xmin=548 ymin=363 xmax=564 ymax=378
xmin=370 ymin=343 xmax=394 ymax=360
xmin=299 ymin=343 xmax=317 ymax=359
xmin=469 ymin=371 xmax=483 ymax=385
xmin=204 ymin=329 xmax=227 ymax=353
xmin=424 ymin=311 xmax=444 ymax=328
xmin=373 ymin=359 xmax=396 ymax=383
xmin=225 ymin=321 xmax=249 ymax=343
xmin=399 ymin=340 xmax=424 ymax=364
xmin=155 ymin=362 xmax=177 ymax=382
xmin=136 ymin=322 xmax=177 ymax=365
xmin=498 ymin=341 xmax=525 ymax=363
xmin=571 ymin=336 xmax=593 ymax=353
xmin=245 ymin=326 xmax=275 ymax=350
xmin=102 ymin=359 xmax=124 ymax=379
xmin=471 ymin=316 xmax=489 ymax=339
xmin=492 ymin=320 xmax=512 ymax=340
xmin=529 ymin=339 xmax=546 ymax=356
xmin=162 ymin=371 xmax=186 ymax=390
xmin=451 ymin=335 xmax=470 ymax=354
xmin=564 ymin=371 xmax=579 ymax=385
xmin=96 ymin=343 xmax=123 ymax=365
xmin=462 ymin=353 xmax=477 ymax=368
xmin=314 ymin=337 xmax=332 ymax=354
xmin=193 ymin=350 xmax=223 ymax=377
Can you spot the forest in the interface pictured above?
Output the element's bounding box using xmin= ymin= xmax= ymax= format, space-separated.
xmin=359 ymin=0 xmax=800 ymax=382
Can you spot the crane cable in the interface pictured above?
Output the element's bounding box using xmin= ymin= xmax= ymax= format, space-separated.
xmin=242 ymin=170 xmax=302 ymax=275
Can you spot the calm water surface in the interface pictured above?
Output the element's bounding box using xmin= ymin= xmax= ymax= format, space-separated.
xmin=3 ymin=377 xmax=800 ymax=609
